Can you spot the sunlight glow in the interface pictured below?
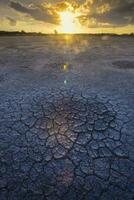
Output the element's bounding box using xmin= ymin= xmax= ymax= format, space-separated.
xmin=63 ymin=64 xmax=68 ymax=71
xmin=59 ymin=11 xmax=76 ymax=33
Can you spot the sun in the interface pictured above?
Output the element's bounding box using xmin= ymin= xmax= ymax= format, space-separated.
xmin=59 ymin=11 xmax=76 ymax=33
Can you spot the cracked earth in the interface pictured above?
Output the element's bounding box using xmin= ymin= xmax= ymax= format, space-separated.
xmin=0 ymin=36 xmax=134 ymax=199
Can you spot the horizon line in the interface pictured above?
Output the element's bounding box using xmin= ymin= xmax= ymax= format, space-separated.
xmin=0 ymin=30 xmax=134 ymax=36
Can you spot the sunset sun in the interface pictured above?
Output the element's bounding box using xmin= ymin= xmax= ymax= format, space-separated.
xmin=59 ymin=11 xmax=76 ymax=33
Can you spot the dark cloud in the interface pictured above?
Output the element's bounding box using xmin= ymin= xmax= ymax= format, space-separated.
xmin=79 ymin=0 xmax=134 ymax=27
xmin=9 ymin=1 xmax=60 ymax=24
xmin=0 ymin=0 xmax=134 ymax=29
xmin=97 ymin=1 xmax=134 ymax=26
xmin=0 ymin=0 xmax=44 ymax=5
xmin=6 ymin=16 xmax=17 ymax=26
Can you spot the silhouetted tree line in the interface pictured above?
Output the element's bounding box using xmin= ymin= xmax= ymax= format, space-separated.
xmin=0 ymin=30 xmax=133 ymax=37
xmin=0 ymin=30 xmax=46 ymax=36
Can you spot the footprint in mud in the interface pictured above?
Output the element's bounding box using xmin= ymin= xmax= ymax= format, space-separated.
xmin=0 ymin=74 xmax=5 ymax=83
xmin=0 ymin=73 xmax=7 ymax=82
xmin=112 ymin=60 xmax=134 ymax=69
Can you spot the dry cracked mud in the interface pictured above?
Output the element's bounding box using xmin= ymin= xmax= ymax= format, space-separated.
xmin=0 ymin=89 xmax=134 ymax=200
xmin=0 ymin=36 xmax=134 ymax=200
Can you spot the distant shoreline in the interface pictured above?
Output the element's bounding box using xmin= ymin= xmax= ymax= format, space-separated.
xmin=0 ymin=31 xmax=134 ymax=37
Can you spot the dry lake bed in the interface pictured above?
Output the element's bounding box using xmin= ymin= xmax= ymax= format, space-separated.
xmin=0 ymin=35 xmax=134 ymax=199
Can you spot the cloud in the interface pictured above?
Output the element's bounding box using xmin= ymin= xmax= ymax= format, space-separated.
xmin=9 ymin=1 xmax=60 ymax=25
xmin=6 ymin=16 xmax=17 ymax=26
xmin=1 ymin=0 xmax=133 ymax=30
xmin=78 ymin=0 xmax=134 ymax=27
xmin=54 ymin=2 xmax=69 ymax=12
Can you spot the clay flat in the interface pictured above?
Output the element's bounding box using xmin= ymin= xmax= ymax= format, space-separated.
xmin=0 ymin=35 xmax=134 ymax=200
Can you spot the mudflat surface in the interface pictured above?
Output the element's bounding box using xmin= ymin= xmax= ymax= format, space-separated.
xmin=0 ymin=35 xmax=134 ymax=200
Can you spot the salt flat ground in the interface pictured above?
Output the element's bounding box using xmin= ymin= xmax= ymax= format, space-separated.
xmin=0 ymin=35 xmax=134 ymax=199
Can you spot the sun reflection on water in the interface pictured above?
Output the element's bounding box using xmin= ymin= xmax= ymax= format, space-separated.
xmin=63 ymin=63 xmax=69 ymax=85
xmin=64 ymin=80 xmax=67 ymax=85
xmin=63 ymin=63 xmax=68 ymax=71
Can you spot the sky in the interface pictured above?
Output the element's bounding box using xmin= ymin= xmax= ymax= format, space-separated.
xmin=0 ymin=0 xmax=134 ymax=34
